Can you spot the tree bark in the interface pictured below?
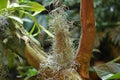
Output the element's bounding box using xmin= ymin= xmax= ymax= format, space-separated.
xmin=76 ymin=0 xmax=95 ymax=79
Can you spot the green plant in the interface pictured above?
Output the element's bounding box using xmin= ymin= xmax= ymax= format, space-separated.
xmin=0 ymin=0 xmax=54 ymax=79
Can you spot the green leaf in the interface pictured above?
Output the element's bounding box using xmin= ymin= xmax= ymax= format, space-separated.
xmin=24 ymin=68 xmax=38 ymax=80
xmin=26 ymin=1 xmax=46 ymax=12
xmin=8 ymin=1 xmax=45 ymax=15
xmin=94 ymin=63 xmax=120 ymax=80
xmin=107 ymin=72 xmax=120 ymax=80
xmin=0 ymin=0 xmax=8 ymax=10
xmin=27 ymin=68 xmax=37 ymax=77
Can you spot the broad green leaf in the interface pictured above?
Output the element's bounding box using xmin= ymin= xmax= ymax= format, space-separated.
xmin=0 ymin=0 xmax=8 ymax=10
xmin=94 ymin=63 xmax=120 ymax=80
xmin=24 ymin=68 xmax=38 ymax=80
xmin=26 ymin=1 xmax=46 ymax=12
xmin=27 ymin=68 xmax=37 ymax=77
xmin=8 ymin=1 xmax=46 ymax=14
xmin=107 ymin=72 xmax=120 ymax=80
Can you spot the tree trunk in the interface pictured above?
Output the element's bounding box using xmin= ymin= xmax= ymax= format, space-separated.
xmin=76 ymin=0 xmax=96 ymax=79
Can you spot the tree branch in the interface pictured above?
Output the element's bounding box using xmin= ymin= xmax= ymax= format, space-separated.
xmin=76 ymin=0 xmax=96 ymax=79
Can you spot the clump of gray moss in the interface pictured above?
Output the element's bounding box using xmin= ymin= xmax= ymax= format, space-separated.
xmin=38 ymin=7 xmax=76 ymax=80
xmin=50 ymin=7 xmax=75 ymax=68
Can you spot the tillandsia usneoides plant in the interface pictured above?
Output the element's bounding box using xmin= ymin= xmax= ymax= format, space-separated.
xmin=50 ymin=7 xmax=75 ymax=68
xmin=38 ymin=1 xmax=78 ymax=80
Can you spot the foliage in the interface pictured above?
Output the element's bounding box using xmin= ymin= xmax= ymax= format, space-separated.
xmin=0 ymin=0 xmax=8 ymax=10
xmin=107 ymin=72 xmax=120 ymax=80
xmin=0 ymin=0 xmax=120 ymax=80
xmin=93 ymin=0 xmax=120 ymax=49
xmin=0 ymin=0 xmax=53 ymax=79
xmin=94 ymin=62 xmax=120 ymax=80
